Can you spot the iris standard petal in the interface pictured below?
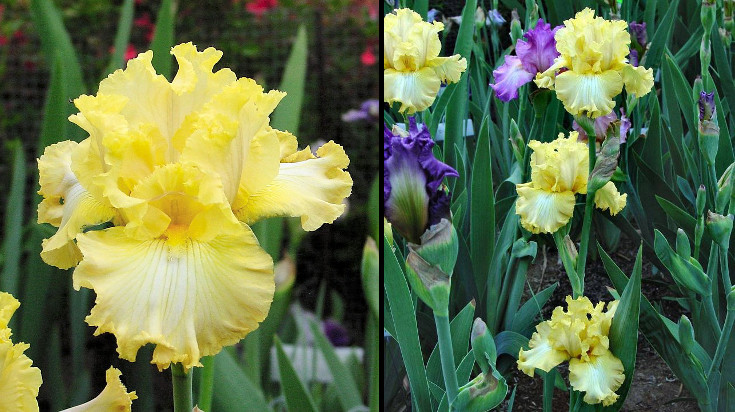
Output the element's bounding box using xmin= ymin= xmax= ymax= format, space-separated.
xmin=73 ymin=226 xmax=274 ymax=371
xmin=516 ymin=185 xmax=576 ymax=234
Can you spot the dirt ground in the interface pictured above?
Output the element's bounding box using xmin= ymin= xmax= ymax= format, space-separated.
xmin=505 ymin=236 xmax=700 ymax=411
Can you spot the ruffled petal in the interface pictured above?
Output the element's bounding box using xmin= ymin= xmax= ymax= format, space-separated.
xmin=568 ymin=350 xmax=625 ymax=406
xmin=621 ymin=64 xmax=654 ymax=97
xmin=0 ymin=339 xmax=42 ymax=412
xmin=0 ymin=293 xmax=19 ymax=331
xmin=517 ymin=322 xmax=569 ymax=376
xmin=490 ymin=55 xmax=534 ymax=102
xmin=37 ymin=141 xmax=116 ymax=269
xmin=516 ymin=184 xmax=576 ymax=234
xmin=516 ymin=19 xmax=560 ymax=73
xmin=234 ymin=141 xmax=352 ymax=231
xmin=384 ymin=67 xmax=441 ymax=114
xmin=62 ymin=367 xmax=136 ymax=412
xmin=429 ymin=54 xmax=467 ymax=84
xmin=73 ymin=226 xmax=274 ymax=371
xmin=594 ymin=182 xmax=627 ymax=215
xmin=554 ymin=70 xmax=623 ymax=118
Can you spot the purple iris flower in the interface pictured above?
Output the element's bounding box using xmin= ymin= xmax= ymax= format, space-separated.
xmin=573 ymin=109 xmax=632 ymax=144
xmin=490 ymin=19 xmax=560 ymax=102
xmin=629 ymin=49 xmax=639 ymax=67
xmin=699 ymin=91 xmax=716 ymax=121
xmin=322 ymin=319 xmax=350 ymax=347
xmin=342 ymin=99 xmax=379 ymax=122
xmin=486 ymin=9 xmax=506 ymax=27
xmin=629 ymin=22 xmax=647 ymax=48
xmin=384 ymin=118 xmax=458 ymax=244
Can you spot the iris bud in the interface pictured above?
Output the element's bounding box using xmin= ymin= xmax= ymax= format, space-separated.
xmin=471 ymin=318 xmax=497 ymax=374
xmin=706 ymin=212 xmax=734 ymax=250
xmin=676 ymin=228 xmax=691 ymax=258
xmin=510 ymin=10 xmax=523 ymax=46
xmin=454 ymin=370 xmax=508 ymax=412
xmin=678 ymin=315 xmax=695 ymax=356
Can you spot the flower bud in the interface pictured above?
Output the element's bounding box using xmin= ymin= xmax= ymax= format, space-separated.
xmin=384 ymin=218 xmax=394 ymax=246
xmin=405 ymin=219 xmax=458 ymax=316
xmin=676 ymin=228 xmax=692 ymax=258
xmin=510 ymin=10 xmax=523 ymax=45
xmin=486 ymin=9 xmax=506 ymax=28
xmin=471 ymin=318 xmax=497 ymax=374
xmin=678 ymin=315 xmax=695 ymax=356
xmin=706 ymin=212 xmax=734 ymax=250
xmin=696 ymin=185 xmax=707 ymax=217
xmin=361 ymin=238 xmax=379 ymax=316
xmin=717 ymin=163 xmax=735 ymax=212
xmin=589 ymin=124 xmax=622 ymax=193
xmin=655 ymin=230 xmax=711 ymax=296
xmin=701 ymin=0 xmax=716 ymax=33
xmin=509 ymin=119 xmax=525 ymax=164
xmin=699 ymin=91 xmax=717 ymax=122
xmin=698 ymin=92 xmax=719 ymax=166
xmin=454 ymin=370 xmax=508 ymax=412
xmin=629 ymin=21 xmax=648 ymax=48
xmin=563 ymin=235 xmax=578 ymax=262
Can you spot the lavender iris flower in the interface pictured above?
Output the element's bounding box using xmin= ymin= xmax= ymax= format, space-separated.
xmin=629 ymin=22 xmax=647 ymax=48
xmin=572 ymin=109 xmax=632 ymax=144
xmin=486 ymin=9 xmax=506 ymax=27
xmin=342 ymin=99 xmax=379 ymax=122
xmin=490 ymin=19 xmax=560 ymax=102
xmin=384 ymin=118 xmax=458 ymax=243
xmin=322 ymin=319 xmax=350 ymax=347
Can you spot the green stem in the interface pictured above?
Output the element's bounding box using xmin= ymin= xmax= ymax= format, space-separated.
xmin=434 ymin=313 xmax=459 ymax=406
xmin=707 ymin=309 xmax=734 ymax=378
xmin=198 ymin=356 xmax=215 ymax=412
xmin=720 ymin=247 xmax=732 ymax=293
xmin=575 ymin=135 xmax=598 ymax=295
xmin=543 ymin=370 xmax=555 ymax=412
xmin=172 ymin=363 xmax=193 ymax=412
xmin=553 ymin=231 xmax=581 ymax=297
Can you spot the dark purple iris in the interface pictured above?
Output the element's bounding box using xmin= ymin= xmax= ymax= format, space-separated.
xmin=322 ymin=319 xmax=350 ymax=347
xmin=699 ymin=91 xmax=716 ymax=121
xmin=384 ymin=118 xmax=458 ymax=244
xmin=629 ymin=22 xmax=647 ymax=48
xmin=490 ymin=19 xmax=561 ymax=102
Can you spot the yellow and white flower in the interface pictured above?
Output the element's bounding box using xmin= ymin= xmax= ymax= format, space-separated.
xmin=38 ymin=43 xmax=353 ymax=370
xmin=518 ymin=296 xmax=624 ymax=406
xmin=535 ymin=8 xmax=654 ymax=118
xmin=516 ymin=132 xmax=627 ymax=234
xmin=384 ymin=8 xmax=467 ymax=114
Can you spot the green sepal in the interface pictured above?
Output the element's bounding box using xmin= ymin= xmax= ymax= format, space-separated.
xmin=509 ymin=119 xmax=525 ymax=165
xmin=678 ymin=315 xmax=695 ymax=356
xmin=453 ymin=369 xmax=508 ymax=412
xmin=676 ymin=228 xmax=692 ymax=258
xmin=471 ymin=318 xmax=497 ymax=375
xmin=705 ymin=212 xmax=734 ymax=250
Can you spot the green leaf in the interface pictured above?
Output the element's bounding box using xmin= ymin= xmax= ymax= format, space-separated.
xmin=149 ymin=0 xmax=176 ymax=79
xmin=494 ymin=330 xmax=528 ymax=358
xmin=471 ymin=117 xmax=495 ymax=285
xmin=604 ymin=244 xmax=642 ymax=410
xmin=654 ymin=230 xmax=711 ymax=296
xmin=271 ymin=25 xmax=307 ymax=135
xmin=213 ymin=348 xmax=272 ymax=411
xmin=104 ymin=0 xmax=135 ymax=76
xmin=1 ymin=141 xmax=25 ymax=301
xmin=663 ymin=51 xmax=695 ymax=139
xmin=309 ymin=321 xmax=363 ymax=410
xmin=383 ymin=238 xmax=432 ymax=411
xmin=511 ymin=283 xmax=558 ymax=336
xmin=275 ymin=337 xmax=318 ymax=412
xmin=642 ymin=0 xmax=679 ymax=68
xmin=656 ymin=195 xmax=696 ymax=234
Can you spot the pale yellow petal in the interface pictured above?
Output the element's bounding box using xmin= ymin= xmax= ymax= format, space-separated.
xmin=568 ymin=349 xmax=625 ymax=406
xmin=0 ymin=339 xmax=42 ymax=412
xmin=594 ymin=182 xmax=627 ymax=215
xmin=61 ymin=367 xmax=136 ymax=412
xmin=554 ymin=70 xmax=623 ymax=118
xmin=73 ymin=226 xmax=274 ymax=371
xmin=429 ymin=54 xmax=467 ymax=84
xmin=517 ymin=322 xmax=569 ymax=376
xmin=515 ymin=185 xmax=576 ymax=234
xmin=234 ymin=141 xmax=352 ymax=231
xmin=0 ymin=292 xmax=20 ymax=330
xmin=622 ymin=64 xmax=654 ymax=97
xmin=384 ymin=67 xmax=441 ymax=114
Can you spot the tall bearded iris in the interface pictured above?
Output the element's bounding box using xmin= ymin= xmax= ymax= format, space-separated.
xmin=384 ymin=118 xmax=458 ymax=243
xmin=516 ymin=132 xmax=627 ymax=234
xmin=518 ymin=296 xmax=624 ymax=406
xmin=37 ymin=43 xmax=353 ymax=370
xmin=535 ymin=8 xmax=654 ymax=118
xmin=384 ymin=9 xmax=467 ymax=114
xmin=490 ymin=19 xmax=560 ymax=101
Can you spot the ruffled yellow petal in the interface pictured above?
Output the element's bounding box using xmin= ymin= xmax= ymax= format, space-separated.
xmin=61 ymin=367 xmax=136 ymax=412
xmin=517 ymin=322 xmax=569 ymax=376
xmin=384 ymin=9 xmax=429 ymax=69
xmin=594 ymin=182 xmax=627 ymax=215
xmin=384 ymin=67 xmax=441 ymax=114
xmin=37 ymin=141 xmax=116 ymax=269
xmin=234 ymin=141 xmax=352 ymax=231
xmin=0 ymin=339 xmax=42 ymax=412
xmin=622 ymin=64 xmax=654 ymax=97
xmin=547 ymin=306 xmax=588 ymax=358
xmin=0 ymin=293 xmax=19 ymax=331
xmin=429 ymin=55 xmax=467 ymax=84
xmin=528 ymin=134 xmax=589 ymax=193
xmin=568 ymin=349 xmax=625 ymax=406
xmin=554 ymin=70 xmax=623 ymax=118
xmin=73 ymin=226 xmax=274 ymax=371
xmin=515 ymin=185 xmax=576 ymax=234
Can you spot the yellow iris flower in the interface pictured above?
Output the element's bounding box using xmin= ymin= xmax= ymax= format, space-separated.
xmin=535 ymin=8 xmax=653 ymax=118
xmin=516 ymin=132 xmax=627 ymax=234
xmin=61 ymin=368 xmax=136 ymax=412
xmin=37 ymin=43 xmax=353 ymax=370
xmin=384 ymin=8 xmax=467 ymax=114
xmin=0 ymin=293 xmax=42 ymax=412
xmin=518 ymin=296 xmax=625 ymax=406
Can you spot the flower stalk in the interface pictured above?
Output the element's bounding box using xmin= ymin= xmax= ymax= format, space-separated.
xmin=198 ymin=356 xmax=215 ymax=412
xmin=435 ymin=312 xmax=459 ymax=406
xmin=172 ymin=364 xmax=193 ymax=412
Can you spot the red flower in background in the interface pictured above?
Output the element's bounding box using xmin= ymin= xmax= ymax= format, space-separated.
xmin=246 ymin=0 xmax=278 ymax=18
xmin=360 ymin=44 xmax=375 ymax=66
xmin=124 ymin=44 xmax=138 ymax=61
xmin=134 ymin=12 xmax=156 ymax=42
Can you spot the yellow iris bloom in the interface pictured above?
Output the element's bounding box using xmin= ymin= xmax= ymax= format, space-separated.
xmin=384 ymin=8 xmax=467 ymax=114
xmin=61 ymin=368 xmax=136 ymax=412
xmin=518 ymin=296 xmax=625 ymax=406
xmin=37 ymin=43 xmax=353 ymax=370
xmin=535 ymin=8 xmax=653 ymax=118
xmin=0 ymin=293 xmax=42 ymax=412
xmin=516 ymin=132 xmax=627 ymax=234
